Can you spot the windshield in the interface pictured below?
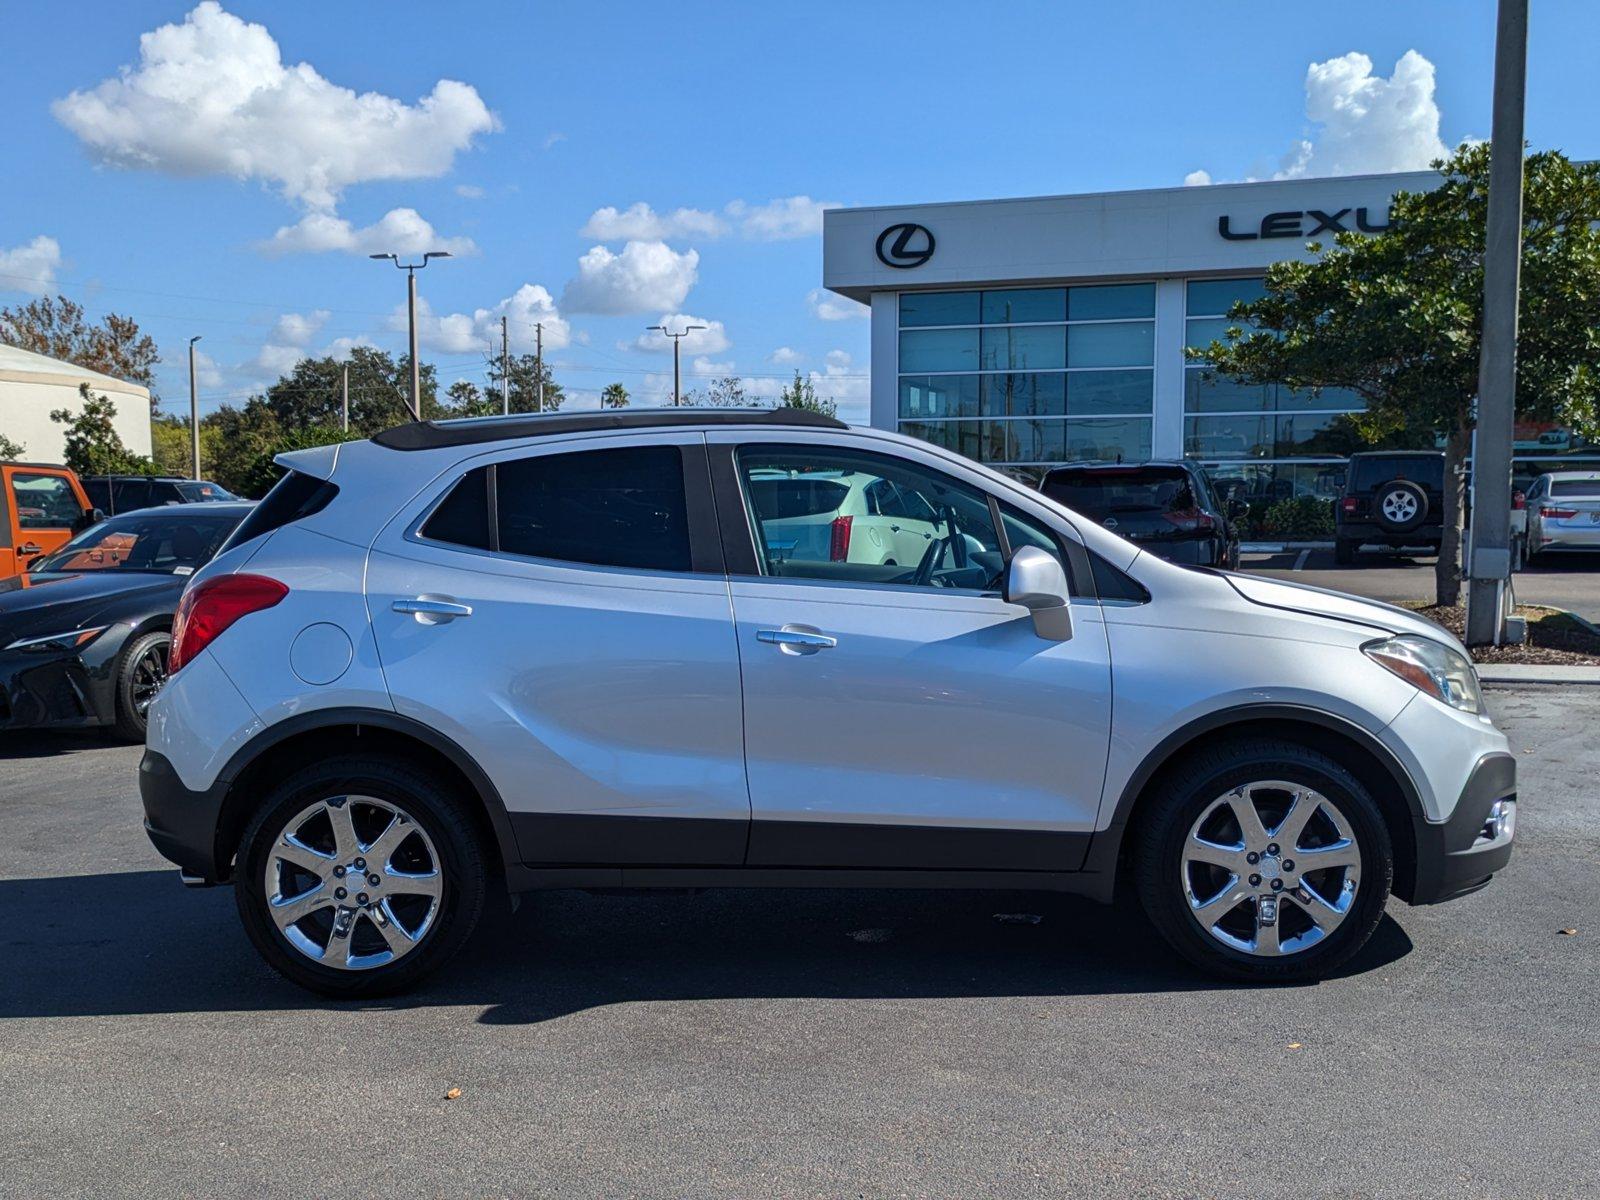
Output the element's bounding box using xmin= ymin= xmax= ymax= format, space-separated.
xmin=1042 ymin=467 xmax=1196 ymax=517
xmin=30 ymin=509 xmax=243 ymax=575
xmin=176 ymin=480 xmax=239 ymax=502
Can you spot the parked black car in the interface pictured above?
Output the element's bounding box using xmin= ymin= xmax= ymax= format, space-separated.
xmin=0 ymin=503 xmax=250 ymax=740
xmin=1039 ymin=460 xmax=1243 ymax=568
xmin=82 ymin=475 xmax=239 ymax=516
xmin=1335 ymin=451 xmax=1446 ymax=564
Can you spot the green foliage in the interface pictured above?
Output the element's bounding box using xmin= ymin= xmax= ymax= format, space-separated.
xmin=1261 ymin=495 xmax=1335 ymax=539
xmin=777 ymin=371 xmax=839 ymax=418
xmin=50 ymin=384 xmax=155 ymax=477
xmin=1194 ymin=144 xmax=1600 ymax=604
xmin=485 ymin=352 xmax=564 ymax=413
xmin=0 ymin=295 xmax=160 ymax=410
xmin=442 ymin=379 xmax=502 ymax=418
xmin=0 ymin=432 xmax=24 ymax=461
xmin=151 ymin=415 xmax=225 ymax=478
xmin=600 ymin=382 xmax=629 ymax=409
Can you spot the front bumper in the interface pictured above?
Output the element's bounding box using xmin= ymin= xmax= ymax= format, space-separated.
xmin=141 ymin=748 xmax=229 ymax=882
xmin=0 ymin=641 xmax=121 ymax=730
xmin=1407 ymin=751 xmax=1516 ymax=904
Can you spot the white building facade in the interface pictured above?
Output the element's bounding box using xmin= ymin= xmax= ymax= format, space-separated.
xmin=0 ymin=343 xmax=153 ymax=464
xmin=822 ymin=170 xmax=1596 ymax=500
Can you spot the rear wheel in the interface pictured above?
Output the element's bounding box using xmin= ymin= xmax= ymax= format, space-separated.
xmin=113 ymin=631 xmax=170 ymax=742
xmin=234 ymin=756 xmax=488 ymax=998
xmin=1133 ymin=739 xmax=1393 ymax=982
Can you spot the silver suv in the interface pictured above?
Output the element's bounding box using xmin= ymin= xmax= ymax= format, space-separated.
xmin=141 ymin=408 xmax=1517 ymax=997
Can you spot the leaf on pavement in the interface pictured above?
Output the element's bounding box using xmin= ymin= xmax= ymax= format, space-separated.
xmin=445 ymin=1087 xmax=462 ymax=1100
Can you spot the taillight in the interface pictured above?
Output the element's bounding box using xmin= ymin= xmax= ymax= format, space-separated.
xmin=829 ymin=515 xmax=853 ymax=561
xmin=1539 ymin=506 xmax=1577 ymax=519
xmin=169 ymin=573 xmax=288 ymax=673
xmin=1340 ymin=496 xmax=1359 ymax=513
xmin=1161 ymin=509 xmax=1215 ymax=532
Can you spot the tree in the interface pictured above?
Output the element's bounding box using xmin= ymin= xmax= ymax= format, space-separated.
xmin=0 ymin=295 xmax=160 ymax=408
xmin=259 ymin=347 xmax=430 ymax=434
xmin=50 ymin=384 xmax=155 ymax=477
xmin=600 ymin=382 xmax=630 ymax=409
xmin=0 ymin=433 xmax=23 ymax=461
xmin=151 ymin=413 xmax=225 ymax=478
xmin=685 ymin=375 xmax=752 ymax=408
xmin=1195 ymin=144 xmax=1600 ymax=606
xmin=486 ymin=352 xmax=564 ymax=413
xmin=442 ymin=378 xmax=501 ymax=418
xmin=777 ymin=371 xmax=838 ymax=418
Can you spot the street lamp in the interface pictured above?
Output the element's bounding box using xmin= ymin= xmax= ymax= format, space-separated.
xmin=188 ymin=336 xmax=202 ymax=480
xmin=371 ymin=251 xmax=452 ymax=420
xmin=646 ymin=322 xmax=707 ymax=407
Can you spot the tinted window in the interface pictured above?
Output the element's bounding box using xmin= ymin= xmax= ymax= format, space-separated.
xmin=1350 ymin=456 xmax=1444 ymax=492
xmin=899 ymin=291 xmax=979 ymax=327
xmin=222 ymin=470 xmax=338 ymax=552
xmin=1043 ymin=467 xmax=1195 ymax=517
xmin=1090 ymin=552 xmax=1150 ymax=603
xmin=149 ymin=482 xmax=186 ymax=505
xmin=496 ymin=446 xmax=690 ymax=572
xmin=10 ymin=473 xmax=80 ymax=529
xmin=83 ymin=479 xmax=111 ymax=512
xmin=176 ymin=481 xmax=238 ymax=502
xmin=31 ymin=509 xmax=242 ymax=575
xmin=421 ymin=467 xmax=491 ymax=550
xmin=747 ymin=477 xmax=851 ymax=519
xmin=1550 ymin=478 xmax=1600 ymax=498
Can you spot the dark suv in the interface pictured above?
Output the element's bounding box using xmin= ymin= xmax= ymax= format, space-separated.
xmin=1039 ymin=460 xmax=1242 ymax=568
xmin=1335 ymin=451 xmax=1446 ymax=564
xmin=82 ymin=475 xmax=239 ymax=516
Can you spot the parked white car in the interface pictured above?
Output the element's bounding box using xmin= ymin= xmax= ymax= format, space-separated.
xmin=1523 ymin=471 xmax=1600 ymax=562
xmin=141 ymin=408 xmax=1517 ymax=997
xmin=748 ymin=467 xmax=949 ymax=573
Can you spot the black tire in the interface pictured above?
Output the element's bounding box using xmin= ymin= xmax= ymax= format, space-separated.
xmin=113 ymin=631 xmax=170 ymax=742
xmin=1372 ymin=480 xmax=1429 ymax=533
xmin=1333 ymin=538 xmax=1358 ymax=566
xmin=1132 ymin=738 xmax=1393 ymax=983
xmin=234 ymin=756 xmax=488 ymax=998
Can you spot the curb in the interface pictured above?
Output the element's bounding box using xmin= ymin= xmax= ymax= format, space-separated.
xmin=1241 ymin=541 xmax=1335 ymax=553
xmin=1477 ymin=664 xmax=1600 ymax=685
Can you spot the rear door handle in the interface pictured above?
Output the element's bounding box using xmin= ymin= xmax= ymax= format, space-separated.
xmin=393 ymin=597 xmax=473 ymax=623
xmin=18 ymin=542 xmax=41 ymax=555
xmin=757 ymin=626 xmax=836 ymax=654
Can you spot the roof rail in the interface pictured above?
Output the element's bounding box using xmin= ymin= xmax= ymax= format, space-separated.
xmin=371 ymin=406 xmax=848 ymax=451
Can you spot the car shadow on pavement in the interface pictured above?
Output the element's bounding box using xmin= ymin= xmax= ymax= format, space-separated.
xmin=0 ymin=729 xmax=129 ymax=760
xmin=0 ymin=869 xmax=1414 ymax=1021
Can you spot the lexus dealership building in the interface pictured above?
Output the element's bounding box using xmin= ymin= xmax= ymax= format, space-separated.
xmin=820 ymin=169 xmax=1594 ymax=499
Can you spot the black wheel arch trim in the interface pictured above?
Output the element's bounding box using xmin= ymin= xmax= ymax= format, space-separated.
xmin=1077 ymin=702 xmax=1427 ymax=903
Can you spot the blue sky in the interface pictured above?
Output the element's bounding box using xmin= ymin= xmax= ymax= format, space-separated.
xmin=2 ymin=0 xmax=1597 ymax=425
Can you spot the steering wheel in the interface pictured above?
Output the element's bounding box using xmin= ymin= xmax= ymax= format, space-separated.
xmin=911 ymin=535 xmax=945 ymax=587
xmin=942 ymin=505 xmax=969 ymax=569
xmin=911 ymin=506 xmax=970 ymax=587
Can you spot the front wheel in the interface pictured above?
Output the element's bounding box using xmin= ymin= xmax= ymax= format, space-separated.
xmin=234 ymin=757 xmax=488 ymax=998
xmin=1133 ymin=740 xmax=1393 ymax=982
xmin=113 ymin=631 xmax=170 ymax=741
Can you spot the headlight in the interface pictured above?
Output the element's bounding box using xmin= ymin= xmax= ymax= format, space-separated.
xmin=1363 ymin=634 xmax=1483 ymax=714
xmin=4 ymin=626 xmax=109 ymax=652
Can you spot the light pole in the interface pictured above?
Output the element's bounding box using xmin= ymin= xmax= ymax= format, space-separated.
xmin=646 ymin=322 xmax=706 ymax=406
xmin=370 ymin=251 xmax=452 ymax=420
xmin=187 ymin=336 xmax=202 ymax=480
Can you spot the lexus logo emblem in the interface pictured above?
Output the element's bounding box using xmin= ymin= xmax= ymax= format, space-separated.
xmin=876 ymin=223 xmax=935 ymax=269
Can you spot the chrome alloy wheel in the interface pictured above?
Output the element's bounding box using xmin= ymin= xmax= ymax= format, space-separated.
xmin=1180 ymin=780 xmax=1362 ymax=957
xmin=1381 ymin=490 xmax=1419 ymax=523
xmin=264 ymin=795 xmax=444 ymax=970
xmin=130 ymin=641 xmax=168 ymax=716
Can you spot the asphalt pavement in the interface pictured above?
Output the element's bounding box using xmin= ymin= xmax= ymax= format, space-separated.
xmin=1 ymin=692 xmax=1596 ymax=1199
xmin=1242 ymin=546 xmax=1600 ymax=622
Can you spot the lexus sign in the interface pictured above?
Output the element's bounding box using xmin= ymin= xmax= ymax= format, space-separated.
xmin=876 ymin=223 xmax=936 ymax=268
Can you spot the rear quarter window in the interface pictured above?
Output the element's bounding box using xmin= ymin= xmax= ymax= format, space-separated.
xmin=220 ymin=471 xmax=337 ymax=552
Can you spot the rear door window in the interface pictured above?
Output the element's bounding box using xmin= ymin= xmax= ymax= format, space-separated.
xmin=1042 ymin=467 xmax=1195 ymax=518
xmin=112 ymin=479 xmax=153 ymax=512
xmin=1351 ymin=456 xmax=1444 ymax=491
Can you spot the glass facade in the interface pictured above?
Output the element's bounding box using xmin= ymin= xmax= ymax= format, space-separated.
xmin=895 ymin=285 xmax=1156 ymax=468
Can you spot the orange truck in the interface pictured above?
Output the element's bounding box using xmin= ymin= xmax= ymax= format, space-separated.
xmin=0 ymin=462 xmax=99 ymax=579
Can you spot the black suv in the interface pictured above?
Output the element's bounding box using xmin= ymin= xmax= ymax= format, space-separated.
xmin=1039 ymin=460 xmax=1242 ymax=568
xmin=1335 ymin=451 xmax=1446 ymax=564
xmin=82 ymin=475 xmax=239 ymax=516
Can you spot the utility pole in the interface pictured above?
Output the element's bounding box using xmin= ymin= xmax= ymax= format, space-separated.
xmin=1466 ymin=0 xmax=1528 ymax=646
xmin=187 ymin=336 xmax=202 ymax=480
xmin=341 ymin=364 xmax=349 ymax=432
xmin=534 ymin=322 xmax=544 ymax=413
xmin=500 ymin=315 xmax=510 ymax=416
xmin=370 ymin=250 xmax=452 ymax=421
xmin=645 ymin=321 xmax=707 ymax=406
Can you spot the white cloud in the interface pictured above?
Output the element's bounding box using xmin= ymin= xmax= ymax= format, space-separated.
xmin=190 ymin=347 xmax=223 ymax=388
xmin=580 ymin=195 xmax=838 ymax=244
xmin=543 ymin=132 xmax=566 ymax=150
xmin=271 ymin=309 xmax=329 ymax=346
xmin=808 ymin=287 xmax=868 ymax=322
xmin=252 ymin=342 xmax=303 ymax=378
xmin=325 ymin=335 xmax=375 ymax=361
xmin=810 ymin=348 xmax=869 ymax=422
xmin=769 ymin=346 xmax=801 ymax=365
xmin=582 ymin=202 xmax=726 ymax=242
xmin=630 ymin=315 xmax=730 ymax=356
xmin=454 ymin=183 xmax=485 ymax=199
xmin=691 ymin=356 xmax=734 ymax=376
xmin=562 ymin=241 xmax=698 ymax=315
xmin=1183 ymin=169 xmax=1213 ymax=187
xmin=261 ymin=207 xmax=475 ymax=257
xmin=825 ymin=349 xmax=853 ymax=370
xmin=52 ymin=2 xmax=498 ymax=212
xmin=398 ymin=283 xmax=571 ymax=355
xmin=0 ymin=235 xmax=62 ymax=295
xmin=1190 ymin=50 xmax=1448 ymax=185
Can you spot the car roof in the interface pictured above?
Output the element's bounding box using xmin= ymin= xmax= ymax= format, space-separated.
xmin=371 ymin=406 xmax=847 ymax=452
xmin=1542 ymin=470 xmax=1600 ymax=480
xmin=1042 ymin=460 xmax=1192 ymax=474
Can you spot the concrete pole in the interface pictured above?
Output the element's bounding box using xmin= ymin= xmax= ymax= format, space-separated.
xmin=501 ymin=315 xmax=510 ymax=416
xmin=187 ymin=336 xmax=201 ymax=480
xmin=673 ymin=336 xmax=681 ymax=407
xmin=341 ymin=364 xmax=349 ymax=432
xmin=535 ymin=323 xmax=544 ymax=413
xmin=406 ymin=269 xmax=422 ymax=421
xmin=1465 ymin=0 xmax=1528 ymax=646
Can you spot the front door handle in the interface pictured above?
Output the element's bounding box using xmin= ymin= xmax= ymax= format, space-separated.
xmin=18 ymin=542 xmax=41 ymax=556
xmin=757 ymin=625 xmax=837 ymax=655
xmin=393 ymin=597 xmax=473 ymax=624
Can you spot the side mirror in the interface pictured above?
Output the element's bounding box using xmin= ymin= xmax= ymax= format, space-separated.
xmin=1003 ymin=545 xmax=1073 ymax=641
xmin=73 ymin=507 xmax=106 ymax=533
